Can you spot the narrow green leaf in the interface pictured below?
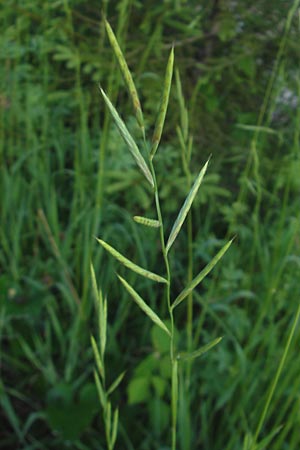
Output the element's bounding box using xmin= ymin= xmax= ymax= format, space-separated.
xmin=133 ymin=216 xmax=160 ymax=228
xmin=100 ymin=87 xmax=154 ymax=187
xmin=105 ymin=20 xmax=145 ymax=137
xmin=111 ymin=408 xmax=119 ymax=449
xmin=91 ymin=265 xmax=107 ymax=358
xmin=172 ymin=239 xmax=233 ymax=309
xmin=150 ymin=47 xmax=174 ymax=158
xmin=117 ymin=275 xmax=171 ymax=336
xmin=106 ymin=402 xmax=112 ymax=442
xmin=255 ymin=425 xmax=283 ymax=450
xmin=91 ymin=335 xmax=104 ymax=380
xmin=107 ymin=371 xmax=126 ymax=396
xmin=177 ymin=337 xmax=223 ymax=361
xmin=97 ymin=238 xmax=167 ymax=284
xmin=94 ymin=370 xmax=106 ymax=409
xmin=0 ymin=380 xmax=22 ymax=441
xmin=99 ymin=292 xmax=107 ymax=359
xmin=166 ymin=158 xmax=210 ymax=253
xmin=90 ymin=263 xmax=98 ymax=306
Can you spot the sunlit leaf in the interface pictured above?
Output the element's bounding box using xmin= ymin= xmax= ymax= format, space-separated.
xmin=172 ymin=239 xmax=233 ymax=309
xmin=100 ymin=87 xmax=154 ymax=187
xmin=151 ymin=47 xmax=174 ymax=158
xmin=166 ymin=158 xmax=210 ymax=253
xmin=105 ymin=20 xmax=145 ymax=138
xmin=133 ymin=216 xmax=160 ymax=228
xmin=117 ymin=275 xmax=171 ymax=336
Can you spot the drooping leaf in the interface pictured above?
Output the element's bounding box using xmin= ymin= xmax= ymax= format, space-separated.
xmin=151 ymin=47 xmax=174 ymax=158
xmin=133 ymin=216 xmax=160 ymax=228
xmin=117 ymin=275 xmax=171 ymax=336
xmin=105 ymin=20 xmax=145 ymax=138
xmin=172 ymin=239 xmax=233 ymax=309
xmin=166 ymin=158 xmax=210 ymax=253
xmin=97 ymin=238 xmax=167 ymax=284
xmin=177 ymin=337 xmax=223 ymax=361
xmin=100 ymin=87 xmax=154 ymax=187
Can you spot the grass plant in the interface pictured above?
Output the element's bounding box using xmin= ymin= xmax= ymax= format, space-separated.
xmin=94 ymin=21 xmax=232 ymax=449
xmin=1 ymin=2 xmax=300 ymax=448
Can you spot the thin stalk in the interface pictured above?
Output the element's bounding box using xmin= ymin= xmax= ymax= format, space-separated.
xmin=149 ymin=158 xmax=177 ymax=450
xmin=252 ymin=304 xmax=300 ymax=448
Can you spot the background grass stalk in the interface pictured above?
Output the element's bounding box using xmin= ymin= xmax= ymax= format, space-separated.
xmin=251 ymin=304 xmax=300 ymax=449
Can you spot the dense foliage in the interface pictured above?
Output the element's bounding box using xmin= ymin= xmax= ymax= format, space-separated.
xmin=1 ymin=1 xmax=300 ymax=449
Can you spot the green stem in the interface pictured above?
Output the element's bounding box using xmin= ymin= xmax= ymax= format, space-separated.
xmin=149 ymin=158 xmax=177 ymax=449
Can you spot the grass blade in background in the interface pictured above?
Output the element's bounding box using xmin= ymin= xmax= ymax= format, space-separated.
xmin=150 ymin=47 xmax=174 ymax=159
xmin=100 ymin=87 xmax=154 ymax=187
xmin=117 ymin=275 xmax=171 ymax=336
xmin=97 ymin=238 xmax=167 ymax=283
xmin=166 ymin=158 xmax=210 ymax=253
xmin=105 ymin=20 xmax=145 ymax=138
xmin=133 ymin=216 xmax=160 ymax=227
xmin=172 ymin=239 xmax=233 ymax=309
xmin=177 ymin=337 xmax=223 ymax=361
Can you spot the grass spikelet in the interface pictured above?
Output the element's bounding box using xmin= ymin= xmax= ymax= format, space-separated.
xmin=100 ymin=87 xmax=154 ymax=187
xmin=150 ymin=47 xmax=174 ymax=159
xmin=105 ymin=20 xmax=145 ymax=138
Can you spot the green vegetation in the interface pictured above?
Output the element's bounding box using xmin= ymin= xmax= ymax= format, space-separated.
xmin=1 ymin=1 xmax=300 ymax=449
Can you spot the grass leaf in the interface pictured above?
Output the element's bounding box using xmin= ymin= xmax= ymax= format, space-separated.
xmin=166 ymin=158 xmax=210 ymax=253
xmin=177 ymin=337 xmax=223 ymax=361
xmin=172 ymin=239 xmax=233 ymax=309
xmin=91 ymin=335 xmax=104 ymax=380
xmin=100 ymin=87 xmax=154 ymax=187
xmin=97 ymin=238 xmax=167 ymax=284
xmin=117 ymin=275 xmax=171 ymax=336
xmin=90 ymin=265 xmax=107 ymax=357
xmin=133 ymin=216 xmax=160 ymax=228
xmin=94 ymin=370 xmax=106 ymax=409
xmin=111 ymin=408 xmax=119 ymax=449
xmin=107 ymin=371 xmax=126 ymax=396
xmin=150 ymin=47 xmax=174 ymax=158
xmin=105 ymin=20 xmax=145 ymax=138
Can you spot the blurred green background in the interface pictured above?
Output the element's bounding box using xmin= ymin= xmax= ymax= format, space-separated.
xmin=1 ymin=0 xmax=300 ymax=448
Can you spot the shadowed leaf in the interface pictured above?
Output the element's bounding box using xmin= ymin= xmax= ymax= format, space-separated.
xmin=107 ymin=372 xmax=126 ymax=396
xmin=177 ymin=337 xmax=223 ymax=361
